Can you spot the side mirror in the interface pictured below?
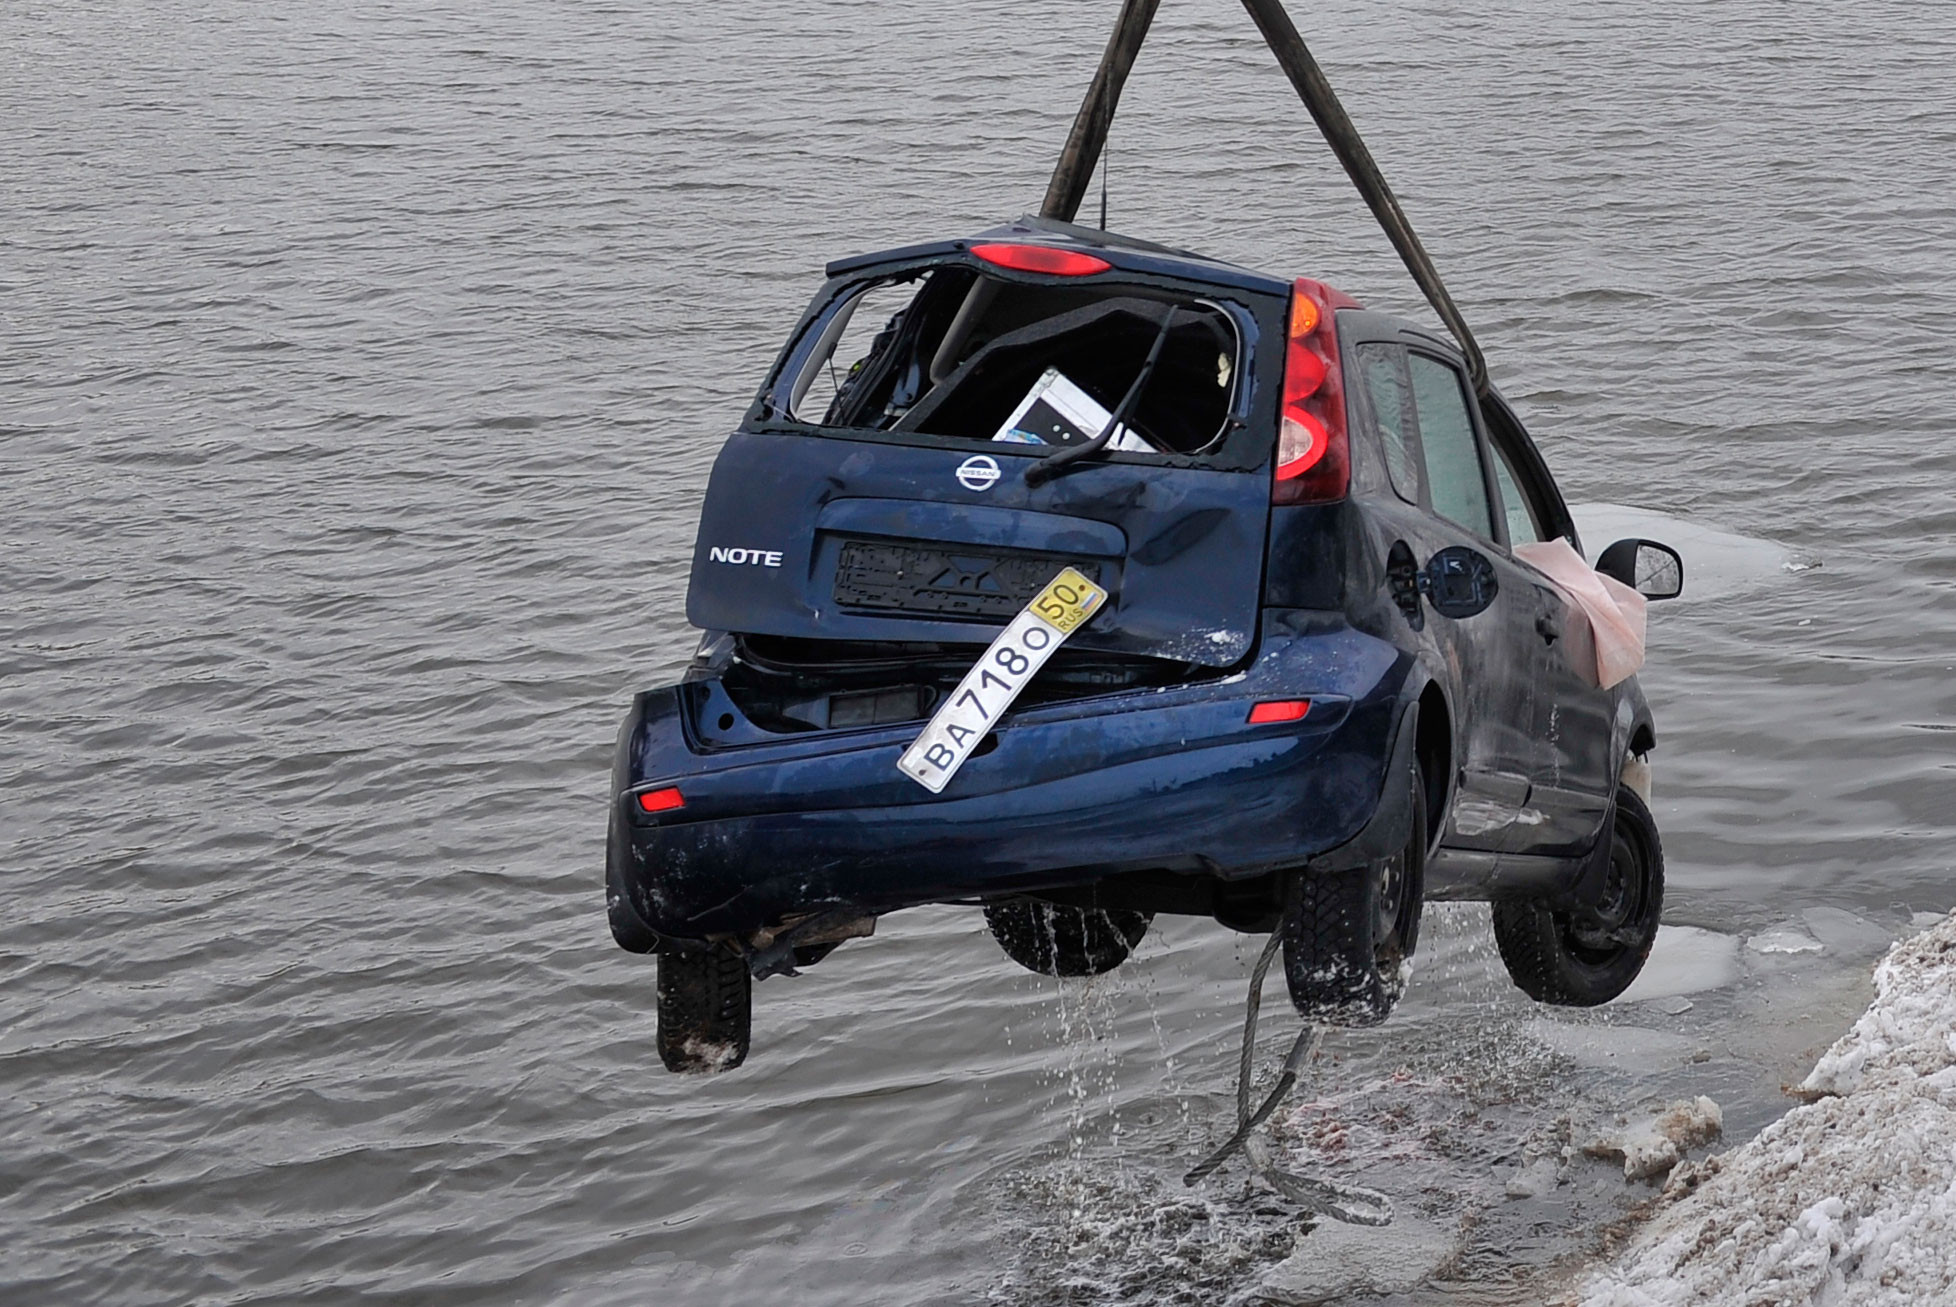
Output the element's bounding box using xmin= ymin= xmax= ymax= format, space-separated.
xmin=1421 ymin=545 xmax=1499 ymax=619
xmin=1596 ymin=539 xmax=1685 ymax=600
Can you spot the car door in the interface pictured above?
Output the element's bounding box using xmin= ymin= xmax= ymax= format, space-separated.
xmin=1486 ymin=429 xmax=1617 ymax=854
xmin=1351 ymin=341 xmax=1541 ymax=853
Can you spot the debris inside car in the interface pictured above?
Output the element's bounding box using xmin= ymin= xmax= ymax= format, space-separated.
xmin=605 ymin=4 xmax=1689 ymax=1221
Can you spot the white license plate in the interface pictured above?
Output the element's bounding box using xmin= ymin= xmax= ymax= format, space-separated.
xmin=897 ymin=566 xmax=1109 ymax=793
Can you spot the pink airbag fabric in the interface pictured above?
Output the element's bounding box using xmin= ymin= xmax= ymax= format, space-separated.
xmin=1512 ymin=539 xmax=1648 ymax=690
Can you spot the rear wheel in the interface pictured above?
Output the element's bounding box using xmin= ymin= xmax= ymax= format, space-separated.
xmin=1492 ymin=784 xmax=1664 ymax=1006
xmin=656 ymin=949 xmax=752 ymax=1074
xmin=1281 ymin=759 xmax=1426 ymax=1026
xmin=985 ymin=900 xmax=1152 ymax=977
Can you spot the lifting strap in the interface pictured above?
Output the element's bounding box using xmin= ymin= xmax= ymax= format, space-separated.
xmin=1040 ymin=0 xmax=1492 ymax=399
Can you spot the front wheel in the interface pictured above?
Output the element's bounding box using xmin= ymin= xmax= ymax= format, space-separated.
xmin=1491 ymin=784 xmax=1664 ymax=1006
xmin=985 ymin=900 xmax=1151 ymax=977
xmin=1281 ymin=759 xmax=1427 ymax=1027
xmin=656 ymin=949 xmax=752 ymax=1074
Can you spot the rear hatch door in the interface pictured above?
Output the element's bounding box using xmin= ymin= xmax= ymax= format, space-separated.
xmin=686 ymin=239 xmax=1285 ymax=668
xmin=687 ymin=432 xmax=1270 ymax=665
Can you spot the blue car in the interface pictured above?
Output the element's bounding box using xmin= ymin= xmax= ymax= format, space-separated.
xmin=608 ymin=219 xmax=1683 ymax=1073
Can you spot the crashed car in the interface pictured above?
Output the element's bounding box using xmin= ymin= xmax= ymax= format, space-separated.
xmin=607 ymin=218 xmax=1684 ymax=1072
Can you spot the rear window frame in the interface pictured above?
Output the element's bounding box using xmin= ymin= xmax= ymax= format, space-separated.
xmin=747 ymin=254 xmax=1283 ymax=475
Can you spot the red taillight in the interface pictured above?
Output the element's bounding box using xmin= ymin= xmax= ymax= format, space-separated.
xmin=970 ymin=243 xmax=1112 ymax=277
xmin=1274 ymin=277 xmax=1358 ymax=505
xmin=1247 ymin=700 xmax=1313 ymax=725
xmin=636 ymin=787 xmax=685 ymax=814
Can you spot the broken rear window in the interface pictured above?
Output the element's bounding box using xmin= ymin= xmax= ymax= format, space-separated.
xmin=778 ymin=266 xmax=1246 ymax=460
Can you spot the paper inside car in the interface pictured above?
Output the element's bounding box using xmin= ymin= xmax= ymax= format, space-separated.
xmin=994 ymin=367 xmax=1161 ymax=452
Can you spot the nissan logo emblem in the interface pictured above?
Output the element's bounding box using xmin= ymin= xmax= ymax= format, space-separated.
xmin=956 ymin=455 xmax=1002 ymax=492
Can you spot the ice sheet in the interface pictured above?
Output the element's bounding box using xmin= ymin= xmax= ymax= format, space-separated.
xmin=1567 ymin=502 xmax=1802 ymax=604
xmin=1614 ymin=926 xmax=1743 ymax=1005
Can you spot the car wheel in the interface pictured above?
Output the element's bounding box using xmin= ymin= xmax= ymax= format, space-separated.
xmin=656 ymin=949 xmax=752 ymax=1074
xmin=1491 ymin=784 xmax=1664 ymax=1006
xmin=984 ymin=900 xmax=1152 ymax=977
xmin=1280 ymin=759 xmax=1426 ymax=1026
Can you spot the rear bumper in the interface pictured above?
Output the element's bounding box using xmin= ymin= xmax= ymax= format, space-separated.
xmin=609 ymin=619 xmax=1412 ymax=943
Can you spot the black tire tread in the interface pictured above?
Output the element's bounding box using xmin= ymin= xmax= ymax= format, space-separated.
xmin=1281 ymin=759 xmax=1426 ymax=1027
xmin=1488 ymin=899 xmax=1570 ymax=1003
xmin=1282 ymin=868 xmax=1393 ymax=1025
xmin=1491 ymin=784 xmax=1664 ymax=1006
xmin=656 ymin=949 xmax=752 ymax=1074
xmin=985 ymin=901 xmax=1151 ymax=977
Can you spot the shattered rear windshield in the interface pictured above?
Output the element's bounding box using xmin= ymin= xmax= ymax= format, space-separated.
xmin=776 ymin=265 xmax=1247 ymax=460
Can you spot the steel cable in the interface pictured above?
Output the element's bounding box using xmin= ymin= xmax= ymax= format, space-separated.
xmin=1183 ymin=931 xmax=1394 ymax=1226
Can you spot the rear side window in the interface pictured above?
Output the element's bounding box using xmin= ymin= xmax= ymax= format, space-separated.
xmin=1491 ymin=444 xmax=1548 ymax=544
xmin=781 ymin=268 xmax=1242 ymax=458
xmin=1356 ymin=344 xmax=1422 ymax=505
xmin=1408 ymin=354 xmax=1495 ymax=540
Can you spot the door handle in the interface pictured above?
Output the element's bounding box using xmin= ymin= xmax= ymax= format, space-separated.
xmin=1535 ymin=616 xmax=1560 ymax=645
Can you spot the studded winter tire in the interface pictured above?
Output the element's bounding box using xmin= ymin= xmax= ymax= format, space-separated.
xmin=1280 ymin=759 xmax=1426 ymax=1026
xmin=1491 ymin=783 xmax=1664 ymax=1006
xmin=656 ymin=948 xmax=752 ymax=1074
xmin=984 ymin=900 xmax=1152 ymax=977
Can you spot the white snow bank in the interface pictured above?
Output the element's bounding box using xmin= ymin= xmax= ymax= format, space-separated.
xmin=1578 ymin=913 xmax=1956 ymax=1307
xmin=1801 ymin=914 xmax=1956 ymax=1098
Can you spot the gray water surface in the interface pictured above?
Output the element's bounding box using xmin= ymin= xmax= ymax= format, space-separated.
xmin=5 ymin=1 xmax=1954 ymax=1303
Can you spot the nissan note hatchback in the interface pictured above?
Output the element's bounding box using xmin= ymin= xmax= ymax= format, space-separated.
xmin=607 ymin=217 xmax=1683 ymax=1073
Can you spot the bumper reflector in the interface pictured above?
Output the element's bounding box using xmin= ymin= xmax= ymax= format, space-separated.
xmin=1247 ymin=700 xmax=1313 ymax=725
xmin=636 ymin=787 xmax=686 ymax=814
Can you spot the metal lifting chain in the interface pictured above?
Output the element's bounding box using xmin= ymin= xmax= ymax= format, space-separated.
xmin=1182 ymin=931 xmax=1394 ymax=1226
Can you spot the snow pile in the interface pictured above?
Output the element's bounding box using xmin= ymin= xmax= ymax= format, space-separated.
xmin=1579 ymin=913 xmax=1956 ymax=1307
xmin=1798 ymin=918 xmax=1956 ymax=1098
